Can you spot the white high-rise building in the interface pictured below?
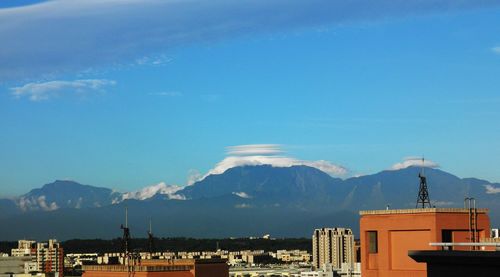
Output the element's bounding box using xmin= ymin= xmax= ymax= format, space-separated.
xmin=312 ymin=227 xmax=354 ymax=270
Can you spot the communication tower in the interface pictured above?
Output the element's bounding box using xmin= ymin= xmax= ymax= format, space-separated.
xmin=416 ymin=157 xmax=432 ymax=208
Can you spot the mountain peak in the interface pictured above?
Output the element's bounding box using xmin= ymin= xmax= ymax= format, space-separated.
xmin=121 ymin=182 xmax=184 ymax=201
xmin=179 ymin=164 xmax=342 ymax=202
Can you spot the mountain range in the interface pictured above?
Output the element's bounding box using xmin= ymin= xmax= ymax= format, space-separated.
xmin=0 ymin=165 xmax=498 ymax=240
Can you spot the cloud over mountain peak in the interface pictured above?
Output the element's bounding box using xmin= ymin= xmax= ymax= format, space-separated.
xmin=198 ymin=144 xmax=349 ymax=182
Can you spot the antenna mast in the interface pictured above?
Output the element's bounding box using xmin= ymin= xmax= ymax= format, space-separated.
xmin=148 ymin=218 xmax=155 ymax=255
xmin=121 ymin=207 xmax=131 ymax=260
xmin=416 ymin=157 xmax=432 ymax=208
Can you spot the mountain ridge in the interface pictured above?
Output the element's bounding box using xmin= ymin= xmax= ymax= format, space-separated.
xmin=0 ymin=165 xmax=498 ymax=240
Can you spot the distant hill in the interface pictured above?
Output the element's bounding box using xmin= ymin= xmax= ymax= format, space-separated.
xmin=178 ymin=165 xmax=345 ymax=209
xmin=0 ymin=165 xmax=498 ymax=240
xmin=15 ymin=180 xmax=122 ymax=211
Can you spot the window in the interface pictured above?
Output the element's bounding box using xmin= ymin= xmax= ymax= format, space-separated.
xmin=442 ymin=230 xmax=453 ymax=250
xmin=368 ymin=231 xmax=378 ymax=253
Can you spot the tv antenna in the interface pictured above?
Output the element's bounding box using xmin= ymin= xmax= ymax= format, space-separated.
xmin=121 ymin=207 xmax=131 ymax=257
xmin=416 ymin=157 xmax=432 ymax=208
xmin=148 ymin=217 xmax=155 ymax=255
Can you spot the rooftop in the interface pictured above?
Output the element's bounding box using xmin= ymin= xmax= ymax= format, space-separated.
xmin=82 ymin=264 xmax=193 ymax=272
xmin=359 ymin=208 xmax=489 ymax=216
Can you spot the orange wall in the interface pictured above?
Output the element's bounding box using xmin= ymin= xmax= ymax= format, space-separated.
xmin=360 ymin=211 xmax=490 ymax=277
xmin=195 ymin=263 xmax=229 ymax=277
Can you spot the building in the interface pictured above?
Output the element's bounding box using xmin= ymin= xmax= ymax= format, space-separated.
xmin=359 ymin=208 xmax=490 ymax=277
xmin=11 ymin=240 xmax=36 ymax=257
xmin=82 ymin=258 xmax=228 ymax=277
xmin=11 ymin=239 xmax=64 ymax=276
xmin=0 ymin=256 xmax=38 ymax=276
xmin=274 ymin=250 xmax=310 ymax=263
xmin=409 ymin=249 xmax=500 ymax=277
xmin=301 ymin=263 xmax=334 ymax=277
xmin=312 ymin=228 xmax=354 ymax=270
xmin=492 ymin=228 xmax=499 ymax=238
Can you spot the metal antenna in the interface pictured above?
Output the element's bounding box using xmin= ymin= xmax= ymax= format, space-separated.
xmin=416 ymin=156 xmax=432 ymax=208
xmin=121 ymin=206 xmax=131 ymax=259
xmin=148 ymin=217 xmax=155 ymax=255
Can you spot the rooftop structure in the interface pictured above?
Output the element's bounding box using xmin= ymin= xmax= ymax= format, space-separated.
xmin=409 ymin=250 xmax=500 ymax=277
xmin=82 ymin=258 xmax=228 ymax=277
xmin=359 ymin=207 xmax=490 ymax=277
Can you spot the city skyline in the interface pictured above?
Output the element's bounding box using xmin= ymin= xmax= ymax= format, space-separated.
xmin=1 ymin=0 xmax=500 ymax=196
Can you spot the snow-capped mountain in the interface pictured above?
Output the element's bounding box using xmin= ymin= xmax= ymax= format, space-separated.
xmin=121 ymin=182 xmax=185 ymax=201
xmin=10 ymin=180 xmax=185 ymax=212
xmin=14 ymin=180 xmax=122 ymax=211
xmin=0 ymin=166 xmax=499 ymax=240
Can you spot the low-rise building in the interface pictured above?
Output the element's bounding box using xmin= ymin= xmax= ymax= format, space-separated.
xmin=0 ymin=256 xmax=38 ymax=276
xmin=82 ymin=258 xmax=228 ymax=277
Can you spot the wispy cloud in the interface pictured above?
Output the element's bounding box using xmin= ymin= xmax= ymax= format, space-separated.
xmin=433 ymin=200 xmax=454 ymax=206
xmin=391 ymin=156 xmax=439 ymax=170
xmin=195 ymin=144 xmax=349 ymax=183
xmin=234 ymin=203 xmax=252 ymax=209
xmin=484 ymin=184 xmax=500 ymax=194
xmin=1 ymin=0 xmax=498 ymax=80
xmin=149 ymin=91 xmax=183 ymax=97
xmin=11 ymin=79 xmax=116 ymax=101
xmin=492 ymin=46 xmax=500 ymax=55
xmin=232 ymin=192 xmax=252 ymax=199
xmin=135 ymin=54 xmax=173 ymax=66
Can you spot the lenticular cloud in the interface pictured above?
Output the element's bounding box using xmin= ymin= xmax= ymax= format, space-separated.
xmin=197 ymin=144 xmax=349 ymax=182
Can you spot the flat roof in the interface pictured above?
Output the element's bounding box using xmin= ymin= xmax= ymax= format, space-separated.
xmin=409 ymin=250 xmax=500 ymax=265
xmin=82 ymin=264 xmax=193 ymax=272
xmin=359 ymin=208 xmax=489 ymax=216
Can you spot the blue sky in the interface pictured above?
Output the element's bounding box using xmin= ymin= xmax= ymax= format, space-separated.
xmin=1 ymin=0 xmax=500 ymax=196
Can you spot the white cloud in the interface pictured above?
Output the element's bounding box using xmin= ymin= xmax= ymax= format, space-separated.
xmin=227 ymin=144 xmax=283 ymax=156
xmin=187 ymin=169 xmax=202 ymax=186
xmin=235 ymin=203 xmax=252 ymax=209
xmin=121 ymin=182 xmax=184 ymax=201
xmin=391 ymin=157 xmax=439 ymax=170
xmin=16 ymin=195 xmax=59 ymax=211
xmin=205 ymin=155 xmax=349 ymax=178
xmin=484 ymin=184 xmax=500 ymax=194
xmin=149 ymin=91 xmax=183 ymax=97
xmin=232 ymin=192 xmax=252 ymax=199
xmin=11 ymin=79 xmax=116 ymax=101
xmin=1 ymin=0 xmax=497 ymax=80
xmin=492 ymin=46 xmax=500 ymax=55
xmin=433 ymin=200 xmax=454 ymax=206
xmin=135 ymin=54 xmax=172 ymax=66
xmin=195 ymin=144 xmax=349 ymax=183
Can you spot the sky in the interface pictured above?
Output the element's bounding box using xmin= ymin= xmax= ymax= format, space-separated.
xmin=1 ymin=0 xmax=500 ymax=196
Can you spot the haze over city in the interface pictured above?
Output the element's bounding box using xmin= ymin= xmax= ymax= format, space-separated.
xmin=1 ymin=0 xmax=500 ymax=197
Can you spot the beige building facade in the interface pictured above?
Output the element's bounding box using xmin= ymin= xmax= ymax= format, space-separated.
xmin=312 ymin=227 xmax=354 ymax=270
